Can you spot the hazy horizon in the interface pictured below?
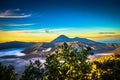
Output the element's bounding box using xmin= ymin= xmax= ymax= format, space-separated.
xmin=0 ymin=34 xmax=120 ymax=44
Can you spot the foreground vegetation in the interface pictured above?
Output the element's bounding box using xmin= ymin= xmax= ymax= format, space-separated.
xmin=0 ymin=43 xmax=120 ymax=80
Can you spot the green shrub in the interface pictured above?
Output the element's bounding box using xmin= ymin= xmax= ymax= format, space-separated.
xmin=44 ymin=42 xmax=92 ymax=80
xmin=89 ymin=54 xmax=120 ymax=80
xmin=0 ymin=63 xmax=17 ymax=80
xmin=20 ymin=60 xmax=44 ymax=80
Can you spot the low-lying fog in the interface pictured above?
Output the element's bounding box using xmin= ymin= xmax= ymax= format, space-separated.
xmin=0 ymin=48 xmax=26 ymax=56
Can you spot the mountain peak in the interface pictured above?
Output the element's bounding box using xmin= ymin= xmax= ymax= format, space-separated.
xmin=51 ymin=35 xmax=71 ymax=43
xmin=58 ymin=35 xmax=69 ymax=38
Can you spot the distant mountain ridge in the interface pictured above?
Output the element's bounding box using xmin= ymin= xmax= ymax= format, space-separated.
xmin=0 ymin=41 xmax=36 ymax=50
xmin=52 ymin=35 xmax=100 ymax=44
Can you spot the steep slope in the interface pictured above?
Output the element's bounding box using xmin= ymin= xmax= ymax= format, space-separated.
xmin=113 ymin=47 xmax=120 ymax=54
xmin=22 ymin=42 xmax=43 ymax=54
xmin=72 ymin=37 xmax=99 ymax=44
xmin=22 ymin=42 xmax=56 ymax=54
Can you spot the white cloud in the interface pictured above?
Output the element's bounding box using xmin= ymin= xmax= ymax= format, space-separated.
xmin=98 ymin=32 xmax=116 ymax=34
xmin=0 ymin=9 xmax=31 ymax=18
xmin=0 ymin=14 xmax=31 ymax=18
xmin=5 ymin=28 xmax=70 ymax=34
xmin=38 ymin=28 xmax=70 ymax=33
xmin=15 ymin=8 xmax=20 ymax=11
xmin=6 ymin=23 xmax=34 ymax=26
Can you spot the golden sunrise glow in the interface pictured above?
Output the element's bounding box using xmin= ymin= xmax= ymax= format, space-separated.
xmin=0 ymin=30 xmax=120 ymax=43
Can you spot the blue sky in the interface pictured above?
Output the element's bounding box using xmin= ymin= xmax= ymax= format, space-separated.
xmin=0 ymin=0 xmax=120 ymax=43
